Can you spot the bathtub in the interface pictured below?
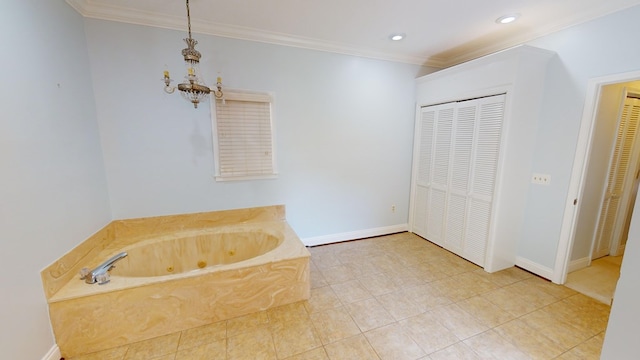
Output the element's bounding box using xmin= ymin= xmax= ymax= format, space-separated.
xmin=42 ymin=206 xmax=310 ymax=358
xmin=113 ymin=228 xmax=284 ymax=277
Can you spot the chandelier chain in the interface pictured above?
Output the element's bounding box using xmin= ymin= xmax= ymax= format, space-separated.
xmin=186 ymin=0 xmax=192 ymax=39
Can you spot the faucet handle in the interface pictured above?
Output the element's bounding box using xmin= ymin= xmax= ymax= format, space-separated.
xmin=96 ymin=272 xmax=110 ymax=285
xmin=79 ymin=267 xmax=90 ymax=280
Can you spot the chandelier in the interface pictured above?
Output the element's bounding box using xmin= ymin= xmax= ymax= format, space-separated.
xmin=163 ymin=0 xmax=223 ymax=108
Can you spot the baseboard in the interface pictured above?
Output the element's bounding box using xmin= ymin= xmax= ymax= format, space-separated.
xmin=302 ymin=224 xmax=408 ymax=247
xmin=42 ymin=345 xmax=60 ymax=360
xmin=515 ymin=256 xmax=554 ymax=280
xmin=568 ymin=256 xmax=590 ymax=273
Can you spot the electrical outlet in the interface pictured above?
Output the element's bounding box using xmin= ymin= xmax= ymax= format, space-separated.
xmin=391 ymin=205 xmax=396 ymax=213
xmin=532 ymin=173 xmax=551 ymax=185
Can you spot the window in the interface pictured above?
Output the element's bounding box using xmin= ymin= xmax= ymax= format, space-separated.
xmin=211 ymin=91 xmax=277 ymax=181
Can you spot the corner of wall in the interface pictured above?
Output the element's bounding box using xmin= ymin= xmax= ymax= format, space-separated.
xmin=40 ymin=223 xmax=116 ymax=299
xmin=42 ymin=345 xmax=61 ymax=360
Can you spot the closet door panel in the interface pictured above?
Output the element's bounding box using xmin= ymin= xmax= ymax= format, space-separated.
xmin=427 ymin=188 xmax=447 ymax=246
xmin=445 ymin=101 xmax=476 ymax=252
xmin=432 ymin=107 xmax=454 ymax=189
xmin=417 ymin=109 xmax=436 ymax=186
xmin=471 ymin=98 xmax=504 ymax=200
xmin=445 ymin=193 xmax=467 ymax=252
xmin=412 ymin=108 xmax=436 ymax=239
xmin=464 ymin=198 xmax=492 ymax=266
xmin=427 ymin=104 xmax=454 ymax=245
xmin=413 ymin=185 xmax=429 ymax=238
xmin=450 ymin=104 xmax=476 ymax=193
xmin=465 ymin=96 xmax=505 ymax=266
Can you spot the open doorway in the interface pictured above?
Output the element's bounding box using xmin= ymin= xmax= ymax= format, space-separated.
xmin=564 ymin=84 xmax=640 ymax=304
xmin=591 ymin=89 xmax=640 ymax=258
xmin=554 ymin=71 xmax=640 ymax=302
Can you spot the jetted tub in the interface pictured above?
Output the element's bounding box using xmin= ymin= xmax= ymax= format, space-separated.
xmin=114 ymin=227 xmax=284 ymax=277
xmin=42 ymin=206 xmax=310 ymax=358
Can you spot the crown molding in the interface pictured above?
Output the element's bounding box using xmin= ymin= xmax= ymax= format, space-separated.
xmin=65 ymin=0 xmax=440 ymax=67
xmin=66 ymin=0 xmax=639 ymax=69
xmin=433 ymin=1 xmax=640 ymax=67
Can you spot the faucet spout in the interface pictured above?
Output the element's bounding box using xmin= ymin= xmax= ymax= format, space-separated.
xmin=80 ymin=251 xmax=128 ymax=284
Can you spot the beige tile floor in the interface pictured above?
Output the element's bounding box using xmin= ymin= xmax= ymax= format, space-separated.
xmin=68 ymin=232 xmax=610 ymax=360
xmin=565 ymin=255 xmax=622 ymax=305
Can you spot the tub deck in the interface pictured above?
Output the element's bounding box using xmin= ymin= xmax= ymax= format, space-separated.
xmin=41 ymin=206 xmax=310 ymax=358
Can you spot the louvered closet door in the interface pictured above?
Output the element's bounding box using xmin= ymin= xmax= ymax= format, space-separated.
xmin=412 ymin=94 xmax=504 ymax=266
xmin=594 ymin=97 xmax=640 ymax=258
xmin=444 ymin=101 xmax=477 ymax=254
xmin=464 ymin=95 xmax=505 ymax=266
xmin=413 ymin=103 xmax=455 ymax=245
xmin=412 ymin=108 xmax=436 ymax=239
xmin=427 ymin=105 xmax=455 ymax=246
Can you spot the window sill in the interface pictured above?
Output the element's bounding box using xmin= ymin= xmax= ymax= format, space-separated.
xmin=213 ymin=174 xmax=279 ymax=182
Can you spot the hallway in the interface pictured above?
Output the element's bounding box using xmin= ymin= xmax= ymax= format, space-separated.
xmin=565 ymin=256 xmax=623 ymax=305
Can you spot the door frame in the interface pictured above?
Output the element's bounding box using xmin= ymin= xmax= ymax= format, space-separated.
xmin=553 ymin=70 xmax=640 ymax=284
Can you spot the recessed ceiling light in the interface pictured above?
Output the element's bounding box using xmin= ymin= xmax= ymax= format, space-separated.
xmin=496 ymin=14 xmax=520 ymax=24
xmin=390 ymin=33 xmax=405 ymax=41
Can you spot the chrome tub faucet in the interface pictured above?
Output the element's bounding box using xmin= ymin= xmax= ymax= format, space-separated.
xmin=79 ymin=252 xmax=128 ymax=285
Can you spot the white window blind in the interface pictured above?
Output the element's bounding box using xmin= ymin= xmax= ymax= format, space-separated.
xmin=211 ymin=91 xmax=277 ymax=181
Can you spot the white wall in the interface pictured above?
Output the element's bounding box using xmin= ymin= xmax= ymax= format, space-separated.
xmin=601 ymin=188 xmax=640 ymax=359
xmin=83 ymin=19 xmax=433 ymax=240
xmin=413 ymin=46 xmax=554 ymax=274
xmin=517 ymin=5 xmax=640 ymax=270
xmin=0 ymin=1 xmax=111 ymax=359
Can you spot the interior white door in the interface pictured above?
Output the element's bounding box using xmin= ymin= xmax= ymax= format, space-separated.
xmin=593 ymin=95 xmax=640 ymax=259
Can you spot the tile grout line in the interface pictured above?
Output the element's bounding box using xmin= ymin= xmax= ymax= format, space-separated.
xmin=72 ymin=233 xmax=608 ymax=360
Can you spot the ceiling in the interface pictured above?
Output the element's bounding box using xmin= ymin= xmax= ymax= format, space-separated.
xmin=66 ymin=0 xmax=640 ymax=68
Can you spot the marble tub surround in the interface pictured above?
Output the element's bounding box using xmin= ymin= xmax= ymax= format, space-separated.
xmin=50 ymin=256 xmax=309 ymax=357
xmin=48 ymin=221 xmax=304 ymax=302
xmin=41 ymin=224 xmax=116 ymax=299
xmin=40 ymin=205 xmax=286 ymax=299
xmin=42 ymin=205 xmax=310 ymax=358
xmin=67 ymin=232 xmax=609 ymax=360
xmin=110 ymin=204 xmax=286 ymax=241
xmin=41 ymin=205 xmax=287 ymax=300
